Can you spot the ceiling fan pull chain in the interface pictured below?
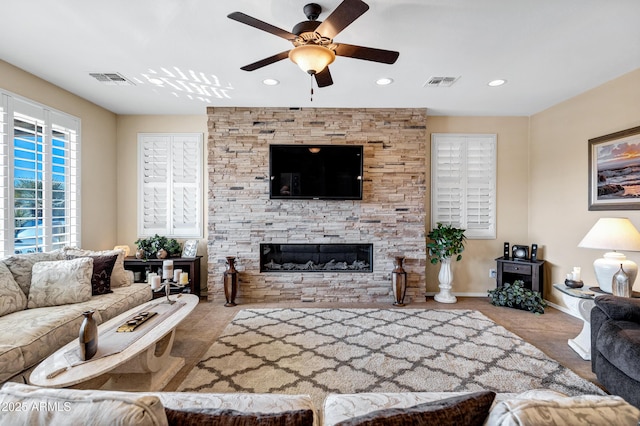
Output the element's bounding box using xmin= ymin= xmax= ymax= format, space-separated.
xmin=310 ymin=73 xmax=314 ymax=102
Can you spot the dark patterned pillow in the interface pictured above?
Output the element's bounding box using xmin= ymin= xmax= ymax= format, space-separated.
xmin=335 ymin=391 xmax=496 ymax=426
xmin=164 ymin=407 xmax=314 ymax=426
xmin=66 ymin=254 xmax=118 ymax=295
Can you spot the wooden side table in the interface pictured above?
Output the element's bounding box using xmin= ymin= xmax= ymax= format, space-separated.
xmin=495 ymin=257 xmax=545 ymax=297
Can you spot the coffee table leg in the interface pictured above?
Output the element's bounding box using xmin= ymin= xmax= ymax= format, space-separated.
xmin=100 ymin=329 xmax=185 ymax=391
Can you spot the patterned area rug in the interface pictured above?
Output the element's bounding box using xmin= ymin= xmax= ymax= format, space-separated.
xmin=178 ymin=309 xmax=604 ymax=407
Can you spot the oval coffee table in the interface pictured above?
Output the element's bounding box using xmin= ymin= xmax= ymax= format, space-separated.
xmin=30 ymin=293 xmax=199 ymax=391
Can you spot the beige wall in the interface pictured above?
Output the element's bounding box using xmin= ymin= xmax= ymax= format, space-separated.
xmin=529 ymin=68 xmax=640 ymax=305
xmin=0 ymin=60 xmax=118 ymax=250
xmin=426 ymin=116 xmax=530 ymax=295
xmin=115 ymin=115 xmax=208 ymax=292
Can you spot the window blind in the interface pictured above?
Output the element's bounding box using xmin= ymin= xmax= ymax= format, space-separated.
xmin=138 ymin=133 xmax=203 ymax=238
xmin=431 ymin=133 xmax=496 ymax=239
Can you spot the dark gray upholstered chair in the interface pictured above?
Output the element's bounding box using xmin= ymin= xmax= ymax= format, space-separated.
xmin=591 ymin=294 xmax=640 ymax=408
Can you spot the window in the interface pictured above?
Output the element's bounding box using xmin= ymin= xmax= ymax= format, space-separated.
xmin=138 ymin=133 xmax=203 ymax=238
xmin=431 ymin=133 xmax=496 ymax=239
xmin=0 ymin=90 xmax=81 ymax=256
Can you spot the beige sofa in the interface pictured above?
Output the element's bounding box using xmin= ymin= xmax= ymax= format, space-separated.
xmin=0 ymin=249 xmax=152 ymax=383
xmin=0 ymin=383 xmax=639 ymax=426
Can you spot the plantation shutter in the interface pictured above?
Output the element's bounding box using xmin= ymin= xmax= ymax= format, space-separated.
xmin=431 ymin=134 xmax=496 ymax=239
xmin=138 ymin=133 xmax=203 ymax=238
xmin=0 ymin=91 xmax=81 ymax=256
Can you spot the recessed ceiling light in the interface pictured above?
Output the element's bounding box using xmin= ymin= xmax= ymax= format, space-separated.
xmin=263 ymin=78 xmax=279 ymax=86
xmin=376 ymin=78 xmax=394 ymax=86
xmin=488 ymin=79 xmax=507 ymax=87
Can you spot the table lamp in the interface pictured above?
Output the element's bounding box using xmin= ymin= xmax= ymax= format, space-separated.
xmin=578 ymin=217 xmax=640 ymax=293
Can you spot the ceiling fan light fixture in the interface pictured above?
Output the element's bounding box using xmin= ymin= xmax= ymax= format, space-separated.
xmin=288 ymin=44 xmax=336 ymax=75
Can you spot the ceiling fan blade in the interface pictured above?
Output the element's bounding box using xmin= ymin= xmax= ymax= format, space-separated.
xmin=334 ymin=43 xmax=399 ymax=64
xmin=315 ymin=0 xmax=369 ymax=39
xmin=240 ymin=51 xmax=291 ymax=71
xmin=314 ymin=68 xmax=334 ymax=87
xmin=228 ymin=12 xmax=297 ymax=41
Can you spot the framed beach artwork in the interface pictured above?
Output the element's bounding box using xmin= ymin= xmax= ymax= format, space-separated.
xmin=588 ymin=126 xmax=640 ymax=210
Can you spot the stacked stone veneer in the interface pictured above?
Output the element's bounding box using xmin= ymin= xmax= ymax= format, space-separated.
xmin=207 ymin=107 xmax=427 ymax=303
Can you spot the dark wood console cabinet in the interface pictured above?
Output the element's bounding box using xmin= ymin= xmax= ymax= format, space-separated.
xmin=124 ymin=256 xmax=202 ymax=297
xmin=495 ymin=257 xmax=545 ymax=297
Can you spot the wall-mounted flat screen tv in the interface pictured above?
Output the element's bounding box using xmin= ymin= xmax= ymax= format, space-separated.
xmin=270 ymin=144 xmax=363 ymax=200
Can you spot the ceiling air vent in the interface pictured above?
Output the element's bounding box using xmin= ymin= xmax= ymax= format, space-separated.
xmin=423 ymin=76 xmax=459 ymax=88
xmin=89 ymin=72 xmax=135 ymax=86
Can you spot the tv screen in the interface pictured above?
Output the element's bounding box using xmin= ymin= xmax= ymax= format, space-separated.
xmin=270 ymin=145 xmax=363 ymax=200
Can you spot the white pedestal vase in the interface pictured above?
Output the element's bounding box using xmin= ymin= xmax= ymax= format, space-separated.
xmin=434 ymin=257 xmax=457 ymax=303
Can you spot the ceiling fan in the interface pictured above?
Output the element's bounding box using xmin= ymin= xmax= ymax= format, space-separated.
xmin=227 ymin=0 xmax=399 ymax=88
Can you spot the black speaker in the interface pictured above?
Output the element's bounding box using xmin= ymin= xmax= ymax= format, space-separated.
xmin=503 ymin=242 xmax=510 ymax=259
xmin=512 ymin=245 xmax=529 ymax=260
xmin=531 ymin=244 xmax=538 ymax=261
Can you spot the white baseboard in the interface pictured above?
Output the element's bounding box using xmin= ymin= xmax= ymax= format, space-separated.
xmin=423 ymin=293 xmax=579 ymax=319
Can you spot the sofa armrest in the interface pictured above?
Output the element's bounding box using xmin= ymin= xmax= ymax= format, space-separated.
xmin=593 ymin=295 xmax=640 ymax=323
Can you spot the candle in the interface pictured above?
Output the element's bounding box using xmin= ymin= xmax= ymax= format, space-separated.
xmin=572 ymin=267 xmax=581 ymax=281
xmin=566 ymin=273 xmax=573 ymax=280
xmin=150 ymin=275 xmax=161 ymax=290
xmin=173 ymin=269 xmax=182 ymax=283
xmin=179 ymin=272 xmax=189 ymax=284
xmin=162 ymin=260 xmax=174 ymax=280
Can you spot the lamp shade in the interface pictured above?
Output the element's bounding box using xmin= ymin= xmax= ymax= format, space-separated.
xmin=578 ymin=218 xmax=640 ymax=251
xmin=288 ymin=45 xmax=335 ymax=75
xmin=578 ymin=218 xmax=640 ymax=293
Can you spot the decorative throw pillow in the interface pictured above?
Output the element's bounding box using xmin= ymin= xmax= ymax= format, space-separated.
xmin=27 ymin=257 xmax=93 ymax=308
xmin=335 ymin=391 xmax=496 ymax=426
xmin=486 ymin=389 xmax=640 ymax=426
xmin=64 ymin=247 xmax=130 ymax=288
xmin=2 ymin=251 xmax=65 ymax=297
xmin=0 ymin=261 xmax=27 ymax=317
xmin=66 ymin=254 xmax=118 ymax=295
xmin=164 ymin=407 xmax=315 ymax=426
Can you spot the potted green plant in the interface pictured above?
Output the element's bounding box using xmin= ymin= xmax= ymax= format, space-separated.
xmin=487 ymin=280 xmax=547 ymax=314
xmin=135 ymin=234 xmax=181 ymax=259
xmin=427 ymin=223 xmax=466 ymax=303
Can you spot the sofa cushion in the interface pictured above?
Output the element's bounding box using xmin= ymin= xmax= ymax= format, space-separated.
xmin=595 ymin=319 xmax=640 ymax=382
xmin=0 ymin=262 xmax=27 ymax=317
xmin=80 ymin=283 xmax=152 ymax=323
xmin=27 ymin=258 xmax=93 ymax=308
xmin=66 ymin=253 xmax=118 ymax=295
xmin=2 ymin=251 xmax=64 ymax=297
xmin=486 ymin=389 xmax=640 ymax=425
xmin=64 ymin=247 xmax=130 ymax=288
xmin=334 ymin=391 xmax=495 ymax=426
xmin=0 ymin=383 xmax=168 ymax=425
xmin=164 ymin=407 xmax=314 ymax=426
xmin=594 ymin=294 xmax=640 ymax=322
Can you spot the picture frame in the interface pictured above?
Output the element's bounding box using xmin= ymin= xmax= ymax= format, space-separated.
xmin=181 ymin=239 xmax=198 ymax=258
xmin=588 ymin=125 xmax=640 ymax=211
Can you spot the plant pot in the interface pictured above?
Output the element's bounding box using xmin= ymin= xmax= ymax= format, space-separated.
xmin=434 ymin=257 xmax=457 ymax=303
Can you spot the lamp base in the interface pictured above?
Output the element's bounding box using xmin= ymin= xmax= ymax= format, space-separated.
xmin=593 ymin=252 xmax=637 ymax=293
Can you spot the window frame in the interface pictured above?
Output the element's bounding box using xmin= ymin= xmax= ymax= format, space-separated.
xmin=137 ymin=132 xmax=203 ymax=239
xmin=0 ymin=89 xmax=81 ymax=256
xmin=431 ymin=133 xmax=497 ymax=239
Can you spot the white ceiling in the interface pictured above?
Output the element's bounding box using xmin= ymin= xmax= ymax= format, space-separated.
xmin=1 ymin=0 xmax=639 ymax=116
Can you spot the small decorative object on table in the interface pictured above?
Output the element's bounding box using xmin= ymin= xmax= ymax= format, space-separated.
xmin=565 ymin=279 xmax=584 ymax=289
xmin=163 ymin=260 xmax=176 ymax=305
xmin=612 ymin=264 xmax=631 ymax=297
xmin=224 ymin=256 xmax=238 ymax=307
xmin=79 ymin=310 xmax=98 ymax=360
xmin=391 ymin=256 xmax=407 ymax=306
xmin=182 ymin=239 xmax=198 ymax=258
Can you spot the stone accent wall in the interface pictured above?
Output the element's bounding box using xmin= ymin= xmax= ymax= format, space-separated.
xmin=207 ymin=107 xmax=427 ymax=303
